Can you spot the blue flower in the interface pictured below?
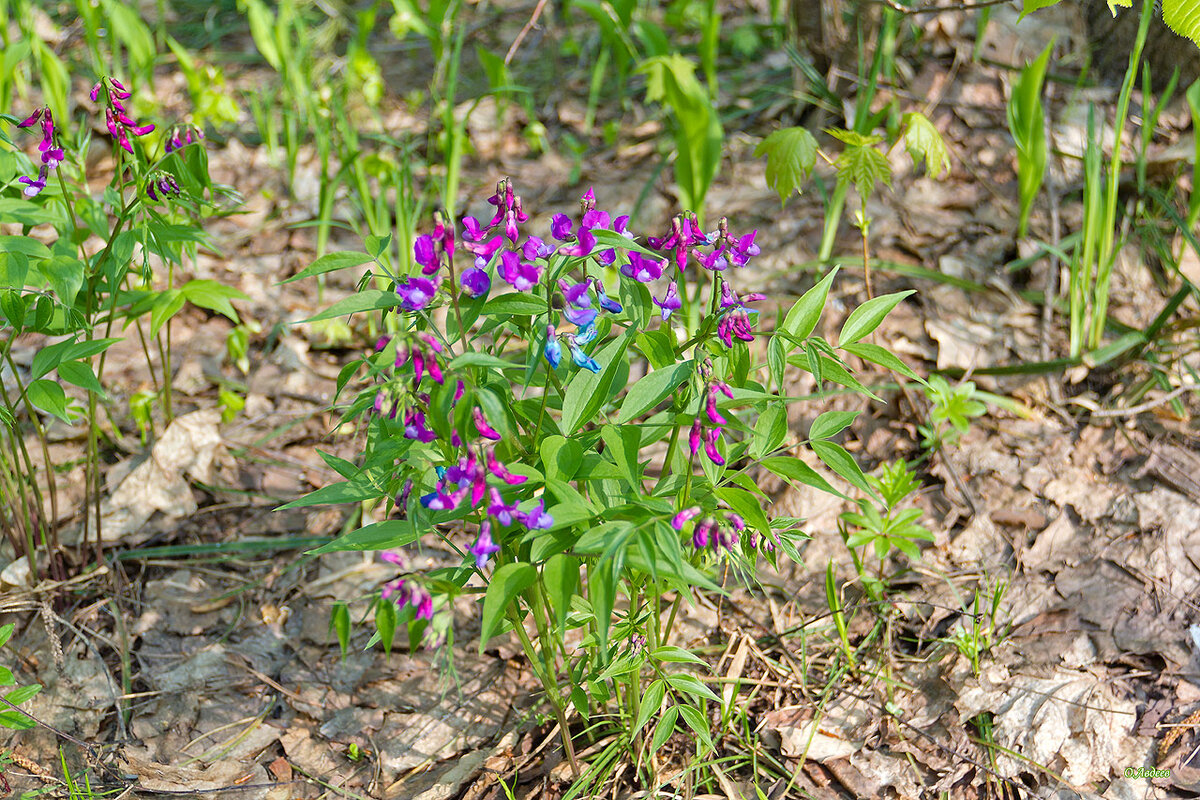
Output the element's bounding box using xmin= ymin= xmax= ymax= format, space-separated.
xmin=592 ymin=279 xmax=623 ymax=314
xmin=574 ymin=322 xmax=598 ymax=345
xmin=562 ymin=305 xmax=598 ymax=328
xmin=544 ymin=325 xmax=562 ymax=369
xmin=566 ymin=334 xmax=600 ymax=373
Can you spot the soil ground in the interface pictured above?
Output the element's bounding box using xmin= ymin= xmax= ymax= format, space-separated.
xmin=3 ymin=2 xmax=1200 ymax=798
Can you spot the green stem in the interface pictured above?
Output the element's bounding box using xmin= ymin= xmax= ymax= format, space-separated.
xmin=506 ymin=601 xmax=581 ymax=777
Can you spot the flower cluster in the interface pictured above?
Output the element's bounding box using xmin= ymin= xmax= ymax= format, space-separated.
xmin=91 ymin=78 xmax=154 ymax=153
xmin=689 ymin=360 xmax=735 ymax=467
xmin=671 ymin=507 xmax=745 ymax=553
xmin=15 ymin=107 xmax=63 ymax=197
xmin=164 ymin=124 xmax=204 ymax=154
xmin=145 ymin=172 xmax=182 ymax=202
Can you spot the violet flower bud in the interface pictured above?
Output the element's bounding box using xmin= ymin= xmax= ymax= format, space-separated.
xmin=474 ymin=407 xmax=501 ymax=440
xmin=672 ymin=507 xmax=702 ymax=530
xmin=469 ymin=520 xmax=500 ymax=568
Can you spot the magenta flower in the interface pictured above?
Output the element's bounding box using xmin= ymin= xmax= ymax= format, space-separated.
xmin=550 ymin=214 xmax=574 ymax=241
xmin=648 ymin=214 xmax=708 ymax=272
xmin=498 ymin=250 xmax=542 ymax=292
xmin=621 ymin=252 xmax=666 ymax=283
xmin=672 ymin=507 xmax=702 ymax=530
xmin=453 ymin=380 xmax=466 ymax=404
xmin=165 ymin=124 xmax=204 ymax=154
xmin=396 ymin=276 xmax=438 ymax=311
xmin=705 ymin=388 xmax=727 ymax=426
xmin=403 ymin=409 xmax=438 ymax=442
xmin=92 ymin=78 xmax=154 ymax=153
xmin=703 ymin=427 xmax=725 ymax=466
xmin=689 ymin=418 xmax=703 ymax=456
xmin=469 ymin=521 xmax=501 ymax=568
xmin=474 ymin=407 xmax=501 ymax=440
xmin=523 ymin=235 xmax=556 ymax=261
xmin=14 ymin=107 xmax=62 ymax=197
xmin=557 ymin=228 xmax=596 ymax=258
xmin=487 ymin=448 xmax=528 ymax=485
xmin=727 ymin=513 xmax=745 ymax=532
xmin=717 ymin=308 xmax=756 ymax=347
xmin=653 ymin=280 xmax=682 ymax=321
xmin=145 ymin=173 xmax=182 ymax=203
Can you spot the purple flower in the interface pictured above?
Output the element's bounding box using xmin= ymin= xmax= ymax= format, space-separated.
xmin=692 ymin=518 xmax=717 ymax=550
xmin=697 ymin=245 xmax=730 ymax=272
xmin=383 ymin=578 xmax=433 ymax=619
xmin=523 ymin=236 xmax=556 ymax=260
xmin=517 ymin=498 xmax=554 ymax=530
xmin=727 ymin=513 xmax=745 ymax=532
xmin=460 ymin=267 xmax=491 ymax=298
xmin=558 ymin=228 xmax=596 ymax=258
xmin=544 ymin=325 xmax=562 ymax=369
xmin=397 ymin=479 xmax=413 ymax=511
xmin=487 ymin=448 xmax=528 ymax=485
xmin=653 ymin=280 xmax=682 ymax=321
xmin=451 ymin=430 xmax=463 ymax=447
xmin=621 ymin=252 xmax=665 ymax=283
xmin=498 ymin=251 xmax=542 ymax=292
xmin=463 ymin=234 xmax=505 ymax=262
xmin=648 ymin=215 xmax=708 ymax=272
xmin=592 ymin=279 xmax=623 ymax=314
xmin=396 ymin=276 xmax=438 ymax=311
xmin=414 ymin=234 xmax=439 ymax=274
xmin=562 ymin=305 xmax=598 ymax=328
xmin=731 ymin=230 xmax=760 ymax=267
xmin=469 ymin=520 xmax=500 ymax=568
xmin=566 ymin=335 xmax=600 ymax=373
xmin=93 ymin=79 xmax=154 ymax=153
xmin=488 ymin=487 xmax=520 ymax=526
xmin=404 ymin=409 xmax=438 ymax=442
xmin=474 ymin=407 xmax=501 ymax=440
xmin=421 ymin=486 xmax=468 ymax=510
xmin=550 ymin=214 xmax=574 ymax=241
xmin=462 ymin=215 xmax=489 ymax=242
xmin=412 ymin=348 xmax=426 ymax=386
xmin=672 ymin=507 xmax=702 ymax=530
xmin=373 ymin=390 xmax=387 ymax=415
xmin=453 ymin=380 xmax=466 ymax=404
xmin=14 ymin=106 xmax=61 ymax=196
xmin=559 ymin=279 xmax=592 ymax=308
xmin=581 ymin=209 xmax=610 ymax=230
xmin=165 ymin=125 xmax=204 ymax=154
xmin=614 ymin=215 xmax=632 ymax=237
xmin=18 ymin=167 xmax=48 ymax=198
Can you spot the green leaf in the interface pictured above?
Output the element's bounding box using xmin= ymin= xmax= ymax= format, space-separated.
xmin=781 ymin=267 xmax=839 ymax=343
xmin=811 ymin=440 xmax=872 ymax=495
xmin=482 ymin=292 xmax=547 ymax=316
xmin=837 ymin=290 xmax=915 ymax=347
xmin=0 ymin=251 xmax=28 ymax=289
xmin=57 ymin=360 xmax=105 ymax=396
xmin=634 ymin=679 xmax=666 ymax=738
xmin=181 ymin=279 xmax=250 ymax=321
xmin=716 ymin=486 xmax=772 ymax=542
xmin=841 ymin=341 xmax=923 ymax=383
xmin=331 ymin=602 xmax=351 ymax=656
xmin=902 ymin=112 xmax=951 ymax=178
xmin=601 ymin=424 xmax=643 ymax=487
xmin=761 ymin=456 xmax=847 ymax=500
xmin=754 ymin=126 xmax=820 ymax=204
xmin=651 ymin=705 xmax=680 ymax=751
xmin=307 ymin=519 xmax=420 ymax=553
xmin=480 ymin=563 xmax=537 ymax=651
xmin=150 ymin=289 xmax=186 ymax=338
xmin=447 ymin=352 xmax=523 ymax=371
xmin=1164 ymin=0 xmax=1200 ymax=47
xmin=282 ymin=251 xmax=374 ymax=284
xmin=588 ymin=559 xmax=616 ymax=658
xmin=25 ymin=379 xmax=72 ymax=422
xmin=299 ymin=290 xmax=405 ymax=323
xmin=30 ymin=338 xmax=75 ymax=380
xmin=616 ymin=360 xmax=693 ymax=422
xmin=1019 ymin=0 xmax=1065 ymax=19
xmin=678 ymin=704 xmax=715 ymax=753
xmin=1007 ymin=41 xmax=1052 ymax=237
xmin=809 ymin=410 xmax=857 ymax=441
xmin=541 ymin=435 xmax=583 ymax=481
xmin=36 ymin=254 xmax=84 ymax=308
xmin=0 ymin=235 xmax=51 ymax=261
xmin=0 ymin=623 xmax=13 ymax=649
xmin=376 ymin=597 xmax=396 ymax=655
xmin=750 ymin=401 xmax=787 ymax=459
xmin=651 ymin=646 xmax=708 ymax=666
xmin=664 ymin=672 xmax=721 ymax=704
xmin=542 ymin=554 xmax=578 ymax=633
xmin=767 ymin=335 xmax=786 ymax=390
xmin=636 ymin=329 xmax=676 ymax=370
xmin=561 ymin=332 xmax=631 ymax=434
xmin=830 ymin=131 xmax=891 ymax=199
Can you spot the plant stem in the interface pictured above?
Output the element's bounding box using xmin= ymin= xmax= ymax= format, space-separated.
xmin=506 ymin=602 xmax=581 ymax=777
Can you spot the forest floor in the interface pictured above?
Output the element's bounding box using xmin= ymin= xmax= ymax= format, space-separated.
xmin=3 ymin=2 xmax=1200 ymax=798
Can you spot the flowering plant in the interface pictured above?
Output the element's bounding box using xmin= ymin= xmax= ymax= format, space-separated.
xmin=293 ymin=179 xmax=917 ymax=779
xmin=1 ymin=77 xmax=236 ymax=576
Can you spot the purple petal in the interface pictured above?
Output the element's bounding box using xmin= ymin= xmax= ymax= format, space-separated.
xmin=551 ymin=214 xmax=574 ymax=241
